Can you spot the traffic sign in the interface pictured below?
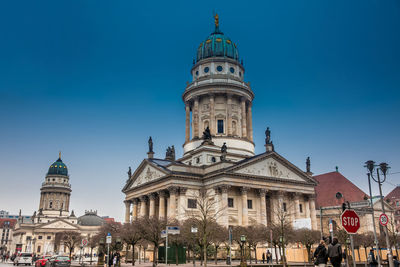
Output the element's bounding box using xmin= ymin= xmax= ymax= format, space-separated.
xmin=379 ymin=213 xmax=388 ymax=226
xmin=106 ymin=235 xmax=112 ymax=244
xmin=161 ymin=230 xmax=167 ymax=238
xmin=81 ymin=239 xmax=88 ymax=247
xmin=167 ymin=226 xmax=180 ymax=235
xmin=341 ymin=209 xmax=360 ymax=234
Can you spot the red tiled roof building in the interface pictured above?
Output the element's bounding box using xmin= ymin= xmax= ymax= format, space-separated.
xmin=385 ymin=185 xmax=400 ymax=231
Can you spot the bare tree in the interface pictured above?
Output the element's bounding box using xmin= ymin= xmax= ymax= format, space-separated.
xmin=245 ymin=225 xmax=268 ymax=264
xmin=122 ymin=221 xmax=142 ymax=265
xmin=359 ymin=232 xmax=374 ymax=259
xmin=294 ymin=228 xmax=320 ymax=262
xmin=137 ymin=216 xmax=167 ymax=267
xmin=209 ymin=222 xmax=227 ymax=264
xmin=185 ymin=188 xmax=225 ymax=267
xmin=87 ymin=234 xmax=100 ymax=265
xmin=59 ymin=231 xmax=82 ymax=259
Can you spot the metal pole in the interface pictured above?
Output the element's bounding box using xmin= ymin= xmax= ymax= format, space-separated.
xmin=229 ymin=227 xmax=232 ymax=267
xmin=376 ymin=170 xmax=394 ymax=267
xmin=350 ymin=235 xmax=356 ymax=267
xmin=368 ymin=173 xmax=382 ymax=267
xmin=165 ymin=227 xmax=168 ymax=266
xmin=107 ymin=244 xmax=110 ymax=267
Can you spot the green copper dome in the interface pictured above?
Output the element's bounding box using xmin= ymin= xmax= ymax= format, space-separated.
xmin=196 ymin=15 xmax=239 ymax=62
xmin=48 ymin=154 xmax=68 ymax=176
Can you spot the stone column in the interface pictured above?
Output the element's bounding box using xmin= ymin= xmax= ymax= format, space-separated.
xmin=185 ymin=103 xmax=190 ymax=142
xmin=258 ymin=189 xmax=267 ymax=226
xmin=304 ymin=195 xmax=311 ymax=219
xmin=294 ymin=193 xmax=301 ymax=219
xmin=214 ymin=187 xmax=221 ymax=224
xmin=309 ymin=195 xmax=317 ymax=230
xmin=241 ymin=98 xmax=247 ymax=138
xmin=209 ymin=94 xmax=215 ymax=135
xmin=241 ymin=187 xmax=249 ymax=226
xmin=193 ymin=98 xmax=199 ymax=138
xmin=132 ymin=199 xmax=138 ymax=221
xmin=178 ymin=187 xmax=187 ymax=220
xmin=149 ymin=194 xmax=156 ymax=217
xmin=140 ymin=196 xmax=147 ymax=217
xmin=227 ymin=94 xmax=232 ymax=136
xmin=158 ymin=191 xmax=166 ymax=219
xmin=168 ymin=187 xmax=178 ymax=218
xmin=247 ymin=102 xmax=253 ymax=141
xmin=124 ymin=200 xmax=131 ymax=223
xmin=221 ymin=185 xmax=230 ymax=226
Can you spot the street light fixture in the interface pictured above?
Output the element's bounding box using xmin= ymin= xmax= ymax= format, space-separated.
xmin=240 ymin=235 xmax=247 ymax=267
xmin=365 ymin=160 xmax=394 ymax=267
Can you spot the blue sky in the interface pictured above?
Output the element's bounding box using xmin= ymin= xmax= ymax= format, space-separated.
xmin=0 ymin=0 xmax=399 ymax=221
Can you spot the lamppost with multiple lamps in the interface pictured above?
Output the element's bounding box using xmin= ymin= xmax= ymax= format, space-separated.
xmin=365 ymin=160 xmax=394 ymax=267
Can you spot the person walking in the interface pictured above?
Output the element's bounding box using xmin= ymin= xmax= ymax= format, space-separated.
xmin=267 ymin=250 xmax=271 ymax=263
xmin=314 ymin=240 xmax=328 ymax=267
xmin=328 ymin=238 xmax=342 ymax=267
xmin=368 ymin=249 xmax=378 ymax=267
xmin=262 ymin=253 xmax=265 ymax=264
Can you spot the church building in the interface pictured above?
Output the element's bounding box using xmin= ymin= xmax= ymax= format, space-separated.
xmin=122 ymin=16 xmax=318 ymax=230
xmin=11 ymin=154 xmax=105 ymax=255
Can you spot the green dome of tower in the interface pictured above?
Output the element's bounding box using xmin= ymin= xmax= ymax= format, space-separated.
xmin=47 ymin=152 xmax=68 ymax=176
xmin=196 ymin=14 xmax=239 ymax=62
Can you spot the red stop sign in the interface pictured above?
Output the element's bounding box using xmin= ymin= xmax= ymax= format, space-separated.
xmin=341 ymin=209 xmax=360 ymax=234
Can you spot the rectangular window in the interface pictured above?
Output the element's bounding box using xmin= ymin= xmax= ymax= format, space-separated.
xmin=228 ymin=198 xmax=234 ymax=208
xmin=283 ymin=203 xmax=287 ymax=212
xmin=38 ymin=236 xmax=42 ymax=240
xmin=299 ymin=204 xmax=303 ymax=213
xmin=188 ymin=199 xmax=197 ymax=209
xmin=37 ymin=246 xmax=41 ymax=253
xmin=217 ymin=120 xmax=224 ymax=134
xmin=247 ymin=199 xmax=253 ymax=209
xmin=47 ymin=236 xmax=51 ymax=240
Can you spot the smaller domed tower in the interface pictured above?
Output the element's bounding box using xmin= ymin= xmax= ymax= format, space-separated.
xmin=38 ymin=153 xmax=71 ymax=217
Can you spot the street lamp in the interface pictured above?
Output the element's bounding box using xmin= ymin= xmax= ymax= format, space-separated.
xmin=240 ymin=235 xmax=247 ymax=267
xmin=191 ymin=226 xmax=198 ymax=267
xmin=365 ymin=160 xmax=394 ymax=267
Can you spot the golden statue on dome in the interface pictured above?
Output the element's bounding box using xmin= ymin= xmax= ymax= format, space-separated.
xmin=214 ymin=13 xmax=219 ymax=28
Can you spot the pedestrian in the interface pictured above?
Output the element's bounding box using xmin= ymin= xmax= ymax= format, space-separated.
xmin=267 ymin=250 xmax=271 ymax=263
xmin=327 ymin=237 xmax=342 ymax=267
xmin=314 ymin=240 xmax=328 ymax=267
xmin=393 ymin=256 xmax=399 ymax=267
xmin=262 ymin=253 xmax=265 ymax=264
xmin=113 ymin=256 xmax=117 ymax=267
xmin=367 ymin=250 xmax=377 ymax=267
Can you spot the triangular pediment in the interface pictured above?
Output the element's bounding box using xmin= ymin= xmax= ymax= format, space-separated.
xmin=230 ymin=152 xmax=316 ymax=184
xmin=127 ymin=160 xmax=168 ymax=189
xmin=38 ymin=219 xmax=78 ymax=230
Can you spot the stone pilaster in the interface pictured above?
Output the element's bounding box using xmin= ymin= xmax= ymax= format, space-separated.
xmin=220 ymin=185 xmax=230 ymax=226
xmin=185 ymin=103 xmax=190 ymax=142
xmin=124 ymin=200 xmax=131 ymax=223
xmin=294 ymin=193 xmax=301 ymax=219
xmin=178 ymin=187 xmax=187 ymax=220
xmin=258 ymin=189 xmax=267 ymax=226
xmin=168 ymin=187 xmax=178 ymax=218
xmin=158 ymin=191 xmax=166 ymax=219
xmin=304 ymin=195 xmax=311 ymax=219
xmin=241 ymin=187 xmax=249 ymax=226
xmin=149 ymin=193 xmax=156 ymax=217
xmin=209 ymin=94 xmax=215 ymax=135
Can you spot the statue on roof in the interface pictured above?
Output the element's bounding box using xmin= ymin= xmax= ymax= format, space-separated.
xmin=214 ymin=14 xmax=219 ymax=28
xmin=306 ymin=157 xmax=311 ymax=173
xmin=148 ymin=136 xmax=153 ymax=153
xmin=165 ymin=146 xmax=175 ymax=161
xmin=171 ymin=146 xmax=175 ymax=160
xmin=128 ymin=167 xmax=132 ymax=179
xmin=220 ymin=142 xmax=227 ymax=161
xmin=265 ymin=127 xmax=271 ymax=144
xmin=202 ymin=126 xmax=212 ymax=141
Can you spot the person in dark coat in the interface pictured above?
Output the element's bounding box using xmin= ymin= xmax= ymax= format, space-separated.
xmin=314 ymin=240 xmax=328 ymax=267
xmin=262 ymin=253 xmax=265 ymax=264
xmin=368 ymin=249 xmax=377 ymax=267
xmin=327 ymin=237 xmax=342 ymax=267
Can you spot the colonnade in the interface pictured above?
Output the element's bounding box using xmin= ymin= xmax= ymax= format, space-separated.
xmin=124 ymin=186 xmax=317 ymax=230
xmin=184 ymin=95 xmax=253 ymax=142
